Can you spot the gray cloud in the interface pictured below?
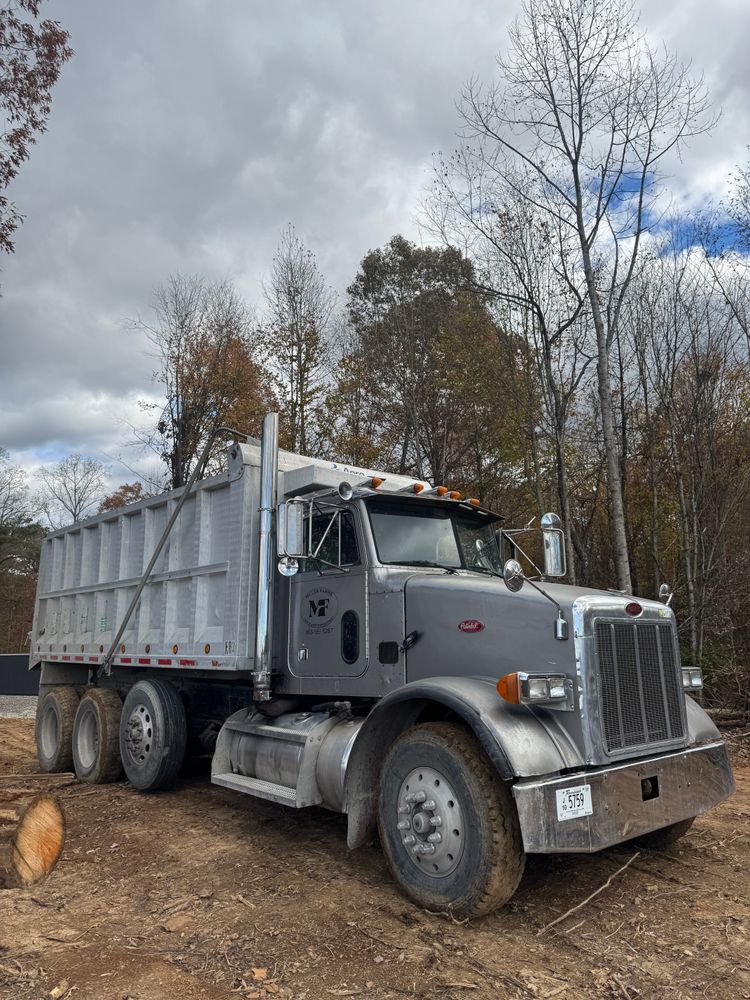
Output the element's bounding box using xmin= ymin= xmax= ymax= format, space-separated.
xmin=1 ymin=0 xmax=748 ymax=480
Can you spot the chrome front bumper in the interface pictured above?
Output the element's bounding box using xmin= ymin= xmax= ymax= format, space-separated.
xmin=512 ymin=740 xmax=735 ymax=853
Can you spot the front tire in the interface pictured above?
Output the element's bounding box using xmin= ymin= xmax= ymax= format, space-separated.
xmin=35 ymin=686 xmax=79 ymax=772
xmin=378 ymin=722 xmax=525 ymax=918
xmin=72 ymin=688 xmax=123 ymax=783
xmin=119 ymin=679 xmax=186 ymax=791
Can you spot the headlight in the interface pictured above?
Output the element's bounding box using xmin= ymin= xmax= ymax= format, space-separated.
xmin=682 ymin=667 xmax=703 ymax=690
xmin=548 ymin=678 xmax=567 ymax=700
xmin=497 ymin=671 xmax=573 ymax=709
xmin=527 ymin=676 xmax=551 ymax=700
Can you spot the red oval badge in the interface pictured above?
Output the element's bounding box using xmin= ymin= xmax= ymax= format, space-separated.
xmin=458 ymin=619 xmax=485 ymax=633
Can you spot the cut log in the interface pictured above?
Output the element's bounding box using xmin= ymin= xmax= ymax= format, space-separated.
xmin=0 ymin=792 xmax=65 ymax=888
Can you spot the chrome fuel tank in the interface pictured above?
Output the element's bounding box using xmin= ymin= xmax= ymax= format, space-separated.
xmin=214 ymin=708 xmax=364 ymax=812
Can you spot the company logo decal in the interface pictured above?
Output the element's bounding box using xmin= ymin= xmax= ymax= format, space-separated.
xmin=458 ymin=619 xmax=485 ymax=633
xmin=302 ymin=587 xmax=338 ymax=634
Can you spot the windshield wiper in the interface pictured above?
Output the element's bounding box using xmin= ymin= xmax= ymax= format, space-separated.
xmin=464 ymin=564 xmax=503 ymax=579
xmin=396 ymin=560 xmax=458 ymax=574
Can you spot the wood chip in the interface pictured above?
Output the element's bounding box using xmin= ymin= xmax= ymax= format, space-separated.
xmin=162 ymin=913 xmax=193 ymax=933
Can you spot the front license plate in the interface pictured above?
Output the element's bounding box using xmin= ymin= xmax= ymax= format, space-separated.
xmin=556 ymin=784 xmax=593 ymax=821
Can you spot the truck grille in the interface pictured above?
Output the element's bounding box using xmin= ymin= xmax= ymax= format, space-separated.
xmin=595 ymin=620 xmax=684 ymax=754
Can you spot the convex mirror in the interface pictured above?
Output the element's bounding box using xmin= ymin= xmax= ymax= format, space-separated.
xmin=503 ymin=558 xmax=525 ymax=593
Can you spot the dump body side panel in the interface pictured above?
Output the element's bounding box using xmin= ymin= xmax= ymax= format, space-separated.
xmin=31 ymin=446 xmax=260 ymax=676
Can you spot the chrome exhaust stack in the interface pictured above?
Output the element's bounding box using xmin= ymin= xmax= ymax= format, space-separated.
xmin=252 ymin=412 xmax=279 ymax=702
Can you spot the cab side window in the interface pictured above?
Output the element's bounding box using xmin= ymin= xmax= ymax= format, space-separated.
xmin=302 ymin=510 xmax=359 ymax=571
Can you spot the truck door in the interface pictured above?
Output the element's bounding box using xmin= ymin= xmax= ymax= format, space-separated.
xmin=288 ymin=507 xmax=368 ymax=677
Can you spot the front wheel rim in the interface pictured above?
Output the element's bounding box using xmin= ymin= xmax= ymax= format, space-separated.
xmin=395 ymin=765 xmax=465 ymax=878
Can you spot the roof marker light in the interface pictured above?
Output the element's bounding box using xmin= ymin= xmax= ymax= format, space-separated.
xmin=449 ymin=490 xmax=462 ymax=500
xmin=436 ymin=486 xmax=448 ymax=496
xmin=371 ymin=477 xmax=384 ymax=489
xmin=413 ymin=483 xmax=425 ymax=494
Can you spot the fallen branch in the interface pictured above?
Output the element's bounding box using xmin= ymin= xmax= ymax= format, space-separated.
xmin=422 ymin=907 xmax=471 ymax=925
xmin=0 ymin=782 xmax=77 ymax=799
xmin=0 ymin=773 xmax=75 ymax=782
xmin=537 ymin=852 xmax=641 ymax=936
xmin=349 ymin=922 xmax=397 ymax=949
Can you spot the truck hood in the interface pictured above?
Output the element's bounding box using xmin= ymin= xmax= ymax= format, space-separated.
xmin=402 ymin=570 xmax=668 ymax=683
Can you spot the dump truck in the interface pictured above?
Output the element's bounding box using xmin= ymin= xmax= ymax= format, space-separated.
xmin=30 ymin=413 xmax=735 ymax=916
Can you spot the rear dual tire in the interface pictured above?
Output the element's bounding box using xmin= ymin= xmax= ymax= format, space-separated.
xmin=72 ymin=688 xmax=123 ymax=783
xmin=36 ymin=687 xmax=80 ymax=773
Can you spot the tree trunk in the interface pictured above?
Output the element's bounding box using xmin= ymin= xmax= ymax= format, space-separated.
xmin=576 ymin=229 xmax=632 ymax=593
xmin=0 ymin=791 xmax=65 ymax=889
xmin=672 ymin=448 xmax=698 ymax=665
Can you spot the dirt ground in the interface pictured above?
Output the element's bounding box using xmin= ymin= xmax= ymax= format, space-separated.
xmin=0 ymin=720 xmax=748 ymax=1000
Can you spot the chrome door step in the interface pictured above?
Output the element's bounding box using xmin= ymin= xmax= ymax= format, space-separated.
xmin=212 ymin=772 xmax=299 ymax=807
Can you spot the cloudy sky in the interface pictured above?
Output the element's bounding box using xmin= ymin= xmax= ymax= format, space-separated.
xmin=1 ymin=0 xmax=749 ymax=491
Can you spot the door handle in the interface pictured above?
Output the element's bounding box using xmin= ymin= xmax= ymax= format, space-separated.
xmin=400 ymin=630 xmax=421 ymax=653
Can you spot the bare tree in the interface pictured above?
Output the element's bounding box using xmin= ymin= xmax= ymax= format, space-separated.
xmin=697 ymin=165 xmax=750 ymax=353
xmin=38 ymin=455 xmax=107 ymax=527
xmin=427 ymin=170 xmax=593 ymax=581
xmin=627 ymin=242 xmax=749 ymax=665
xmin=0 ymin=448 xmax=30 ymax=529
xmin=262 ymin=225 xmax=336 ymax=454
xmin=136 ymin=275 xmax=271 ymax=488
xmin=455 ymin=0 xmax=713 ymax=591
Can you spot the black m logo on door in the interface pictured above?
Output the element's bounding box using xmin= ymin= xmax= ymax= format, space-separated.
xmin=308 ymin=598 xmax=330 ymax=618
xmin=301 ymin=587 xmax=338 ymax=629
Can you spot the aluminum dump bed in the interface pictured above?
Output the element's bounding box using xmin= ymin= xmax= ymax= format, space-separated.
xmin=30 ymin=443 xmax=422 ymax=675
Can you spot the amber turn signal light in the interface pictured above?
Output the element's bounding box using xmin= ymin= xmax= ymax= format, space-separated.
xmin=370 ymin=477 xmax=384 ymax=489
xmin=497 ymin=672 xmax=521 ymax=704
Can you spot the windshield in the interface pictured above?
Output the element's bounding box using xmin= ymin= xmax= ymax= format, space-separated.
xmin=367 ymin=499 xmax=504 ymax=575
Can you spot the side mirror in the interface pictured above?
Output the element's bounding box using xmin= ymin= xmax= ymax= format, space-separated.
xmin=503 ymin=558 xmax=525 ymax=593
xmin=277 ymin=500 xmax=306 ymax=576
xmin=541 ymin=512 xmax=566 ymax=578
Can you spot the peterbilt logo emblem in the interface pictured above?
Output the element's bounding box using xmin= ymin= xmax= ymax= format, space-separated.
xmin=458 ymin=619 xmax=484 ymax=633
